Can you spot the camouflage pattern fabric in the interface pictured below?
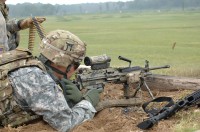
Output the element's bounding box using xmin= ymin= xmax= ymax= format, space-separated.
xmin=40 ymin=30 xmax=86 ymax=68
xmin=1 ymin=3 xmax=20 ymax=50
xmin=0 ymin=11 xmax=8 ymax=51
xmin=6 ymin=19 xmax=20 ymax=50
xmin=6 ymin=19 xmax=21 ymax=32
xmin=0 ymin=3 xmax=8 ymax=21
xmin=9 ymin=67 xmax=96 ymax=132
xmin=0 ymin=49 xmax=46 ymax=126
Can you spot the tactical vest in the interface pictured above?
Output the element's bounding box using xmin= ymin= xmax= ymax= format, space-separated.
xmin=0 ymin=49 xmax=46 ymax=127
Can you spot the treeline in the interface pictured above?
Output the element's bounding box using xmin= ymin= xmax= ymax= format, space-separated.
xmin=8 ymin=0 xmax=200 ymax=17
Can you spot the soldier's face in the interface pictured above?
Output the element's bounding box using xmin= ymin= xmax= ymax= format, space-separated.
xmin=66 ymin=65 xmax=76 ymax=79
xmin=50 ymin=63 xmax=76 ymax=79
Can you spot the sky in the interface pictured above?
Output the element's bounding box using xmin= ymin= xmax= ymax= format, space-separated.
xmin=6 ymin=0 xmax=131 ymax=5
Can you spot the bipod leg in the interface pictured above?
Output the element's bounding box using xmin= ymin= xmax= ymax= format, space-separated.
xmin=131 ymin=80 xmax=143 ymax=98
xmin=143 ymin=80 xmax=155 ymax=99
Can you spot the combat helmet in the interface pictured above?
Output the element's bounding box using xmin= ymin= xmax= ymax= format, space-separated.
xmin=40 ymin=30 xmax=86 ymax=68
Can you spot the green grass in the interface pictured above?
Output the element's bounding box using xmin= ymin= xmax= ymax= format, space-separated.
xmin=19 ymin=11 xmax=200 ymax=77
xmin=174 ymin=109 xmax=200 ymax=132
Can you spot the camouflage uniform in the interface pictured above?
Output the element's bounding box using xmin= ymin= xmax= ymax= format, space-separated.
xmin=0 ymin=3 xmax=20 ymax=50
xmin=9 ymin=67 xmax=96 ymax=132
xmin=0 ymin=30 xmax=96 ymax=132
xmin=6 ymin=19 xmax=20 ymax=50
xmin=0 ymin=10 xmax=8 ymax=51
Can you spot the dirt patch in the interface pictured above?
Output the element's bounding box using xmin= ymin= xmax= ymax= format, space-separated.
xmin=0 ymin=84 xmax=195 ymax=132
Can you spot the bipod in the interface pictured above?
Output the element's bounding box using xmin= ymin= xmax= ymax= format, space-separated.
xmin=131 ymin=77 xmax=155 ymax=99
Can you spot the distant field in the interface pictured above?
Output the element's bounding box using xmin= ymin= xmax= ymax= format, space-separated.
xmin=19 ymin=11 xmax=200 ymax=77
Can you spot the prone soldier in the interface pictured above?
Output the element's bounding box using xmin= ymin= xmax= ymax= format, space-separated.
xmin=0 ymin=30 xmax=101 ymax=132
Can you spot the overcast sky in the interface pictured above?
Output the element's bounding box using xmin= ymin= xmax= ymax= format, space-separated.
xmin=6 ymin=0 xmax=131 ymax=5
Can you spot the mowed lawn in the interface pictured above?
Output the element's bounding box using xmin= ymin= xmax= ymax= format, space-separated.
xmin=19 ymin=11 xmax=200 ymax=77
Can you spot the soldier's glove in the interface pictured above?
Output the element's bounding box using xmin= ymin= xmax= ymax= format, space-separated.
xmin=83 ymin=89 xmax=100 ymax=107
xmin=18 ymin=17 xmax=46 ymax=30
xmin=61 ymin=78 xmax=83 ymax=104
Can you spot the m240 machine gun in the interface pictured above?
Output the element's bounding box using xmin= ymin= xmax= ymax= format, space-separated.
xmin=75 ymin=54 xmax=170 ymax=99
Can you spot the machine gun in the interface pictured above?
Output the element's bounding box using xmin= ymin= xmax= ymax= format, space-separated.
xmin=137 ymin=89 xmax=200 ymax=129
xmin=75 ymin=54 xmax=170 ymax=99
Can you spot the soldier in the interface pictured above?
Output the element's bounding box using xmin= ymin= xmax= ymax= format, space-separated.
xmin=0 ymin=30 xmax=100 ymax=132
xmin=0 ymin=0 xmax=46 ymax=50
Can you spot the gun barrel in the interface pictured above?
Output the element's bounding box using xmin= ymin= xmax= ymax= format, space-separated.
xmin=148 ymin=65 xmax=170 ymax=71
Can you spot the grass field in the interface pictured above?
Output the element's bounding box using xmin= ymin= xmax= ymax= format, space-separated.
xmin=19 ymin=11 xmax=200 ymax=77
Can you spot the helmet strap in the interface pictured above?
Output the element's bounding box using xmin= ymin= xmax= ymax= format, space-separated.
xmin=38 ymin=54 xmax=49 ymax=64
xmin=49 ymin=65 xmax=67 ymax=78
xmin=38 ymin=54 xmax=72 ymax=79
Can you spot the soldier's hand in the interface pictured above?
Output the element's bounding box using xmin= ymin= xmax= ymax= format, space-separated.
xmin=83 ymin=89 xmax=100 ymax=107
xmin=61 ymin=78 xmax=83 ymax=104
xmin=19 ymin=17 xmax=46 ymax=30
